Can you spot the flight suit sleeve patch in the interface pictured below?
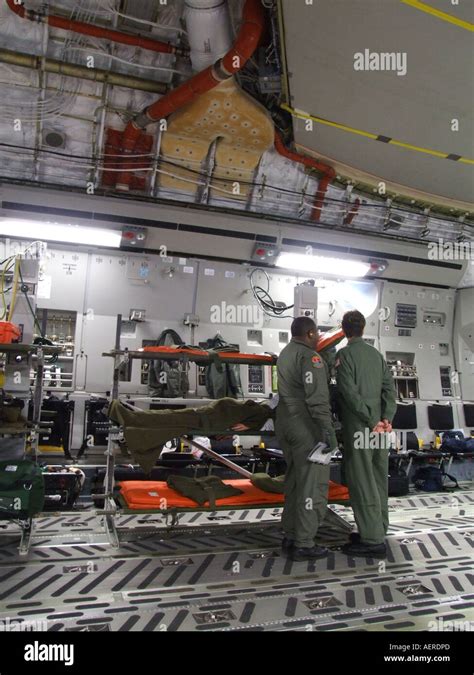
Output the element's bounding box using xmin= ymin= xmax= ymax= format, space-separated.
xmin=311 ymin=354 xmax=323 ymax=368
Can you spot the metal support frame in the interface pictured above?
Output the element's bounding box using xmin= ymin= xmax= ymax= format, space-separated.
xmin=150 ymin=127 xmax=163 ymax=197
xmin=18 ymin=518 xmax=33 ymax=556
xmin=93 ymin=9 xmax=120 ymax=188
xmin=185 ymin=437 xmax=253 ymax=478
xmin=102 ymin=314 xmax=123 ymax=546
xmin=30 ymin=347 xmax=45 ymax=459
xmin=197 ymin=139 xmax=217 ymax=205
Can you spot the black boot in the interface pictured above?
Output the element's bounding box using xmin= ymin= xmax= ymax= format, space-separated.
xmin=290 ymin=545 xmax=328 ymax=561
xmin=281 ymin=537 xmax=295 ymax=554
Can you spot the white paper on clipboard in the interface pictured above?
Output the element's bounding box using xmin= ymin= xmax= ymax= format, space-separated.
xmin=37 ymin=275 xmax=52 ymax=299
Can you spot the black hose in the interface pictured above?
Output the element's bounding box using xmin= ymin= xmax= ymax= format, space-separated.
xmin=250 ymin=268 xmax=294 ymax=319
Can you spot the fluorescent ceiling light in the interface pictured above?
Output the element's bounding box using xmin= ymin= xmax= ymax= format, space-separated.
xmin=276 ymin=252 xmax=371 ymax=278
xmin=0 ymin=219 xmax=122 ymax=248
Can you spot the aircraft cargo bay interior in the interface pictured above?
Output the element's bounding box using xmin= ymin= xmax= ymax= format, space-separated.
xmin=0 ymin=0 xmax=472 ymax=661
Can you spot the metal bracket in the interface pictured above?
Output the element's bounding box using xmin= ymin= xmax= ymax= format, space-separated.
xmin=18 ymin=518 xmax=33 ymax=556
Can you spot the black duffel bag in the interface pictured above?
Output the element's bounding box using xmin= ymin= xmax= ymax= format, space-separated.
xmin=388 ymin=466 xmax=410 ymax=497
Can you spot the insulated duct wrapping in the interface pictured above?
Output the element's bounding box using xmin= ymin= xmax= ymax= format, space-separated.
xmin=184 ymin=0 xmax=233 ymax=71
xmin=159 ymin=78 xmax=274 ymax=200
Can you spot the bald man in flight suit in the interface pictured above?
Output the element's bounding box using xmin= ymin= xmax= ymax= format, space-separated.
xmin=275 ymin=316 xmax=338 ymax=561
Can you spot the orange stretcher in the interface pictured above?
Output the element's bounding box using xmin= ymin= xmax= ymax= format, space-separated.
xmin=142 ymin=346 xmax=275 ymax=363
xmin=142 ymin=328 xmax=345 ymax=362
xmin=119 ymin=479 xmax=349 ymax=511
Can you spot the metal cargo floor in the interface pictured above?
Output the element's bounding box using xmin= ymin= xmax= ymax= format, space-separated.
xmin=0 ymin=487 xmax=472 ymax=632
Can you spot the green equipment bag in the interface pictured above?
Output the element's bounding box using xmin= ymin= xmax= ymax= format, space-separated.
xmin=148 ymin=329 xmax=190 ymax=398
xmin=200 ymin=335 xmax=243 ymax=399
xmin=0 ymin=460 xmax=45 ymax=519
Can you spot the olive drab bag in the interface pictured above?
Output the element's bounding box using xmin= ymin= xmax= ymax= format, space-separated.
xmin=200 ymin=334 xmax=243 ymax=399
xmin=0 ymin=460 xmax=45 ymax=519
xmin=148 ymin=329 xmax=190 ymax=398
xmin=167 ymin=475 xmax=244 ymax=509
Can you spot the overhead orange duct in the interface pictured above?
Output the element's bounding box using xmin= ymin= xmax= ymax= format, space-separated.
xmin=274 ymin=130 xmax=336 ymax=223
xmin=115 ymin=0 xmax=266 ymax=190
xmin=6 ymin=0 xmax=187 ymax=56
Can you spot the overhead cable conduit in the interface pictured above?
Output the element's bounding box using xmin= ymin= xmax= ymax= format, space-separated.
xmin=5 ymin=0 xmax=188 ymax=56
xmin=0 ymin=48 xmax=168 ymax=94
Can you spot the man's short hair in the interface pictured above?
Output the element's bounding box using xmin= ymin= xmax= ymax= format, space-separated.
xmin=342 ymin=310 xmax=366 ymax=338
xmin=291 ymin=316 xmax=316 ymax=338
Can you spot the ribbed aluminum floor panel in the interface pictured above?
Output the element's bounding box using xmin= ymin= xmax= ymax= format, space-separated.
xmin=0 ymin=487 xmax=472 ymax=631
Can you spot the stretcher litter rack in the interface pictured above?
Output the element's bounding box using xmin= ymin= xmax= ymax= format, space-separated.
xmin=0 ymin=343 xmax=61 ymax=553
xmin=101 ymin=315 xmax=351 ymax=545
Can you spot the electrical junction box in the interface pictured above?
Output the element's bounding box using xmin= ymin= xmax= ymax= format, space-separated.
xmin=294 ymin=282 xmax=318 ymax=321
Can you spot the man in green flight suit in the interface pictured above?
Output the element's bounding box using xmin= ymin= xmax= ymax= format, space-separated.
xmin=336 ymin=310 xmax=397 ymax=559
xmin=275 ymin=316 xmax=338 ymax=561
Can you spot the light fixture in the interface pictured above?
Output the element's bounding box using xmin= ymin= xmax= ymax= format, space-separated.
xmin=276 ymin=252 xmax=371 ymax=278
xmin=0 ymin=219 xmax=122 ymax=248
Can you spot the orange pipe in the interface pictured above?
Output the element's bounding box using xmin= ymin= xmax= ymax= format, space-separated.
xmin=115 ymin=0 xmax=266 ymax=190
xmin=6 ymin=0 xmax=185 ymax=55
xmin=274 ymin=130 xmax=335 ymax=222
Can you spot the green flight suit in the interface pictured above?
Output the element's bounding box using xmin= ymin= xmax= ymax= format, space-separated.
xmin=109 ymin=398 xmax=272 ymax=473
xmin=336 ymin=338 xmax=397 ymax=545
xmin=275 ymin=339 xmax=337 ymax=549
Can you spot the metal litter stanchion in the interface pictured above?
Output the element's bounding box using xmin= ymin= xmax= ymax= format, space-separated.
xmin=184 ymin=437 xmax=252 ymax=479
xmin=102 ymin=315 xmax=123 ymax=547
